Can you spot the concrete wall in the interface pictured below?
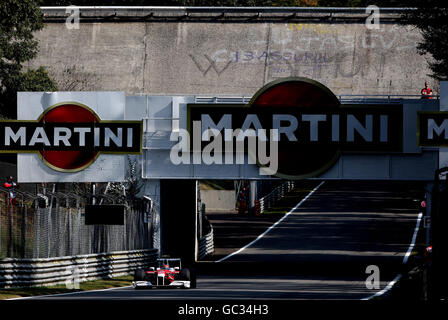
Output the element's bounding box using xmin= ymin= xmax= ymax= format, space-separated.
xmin=28 ymin=8 xmax=434 ymax=97
xmin=201 ymin=190 xmax=236 ymax=212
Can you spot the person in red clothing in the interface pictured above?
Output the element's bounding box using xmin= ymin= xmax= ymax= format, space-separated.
xmin=421 ymin=82 xmax=433 ymax=99
xmin=237 ymin=185 xmax=249 ymax=215
xmin=3 ymin=176 xmax=18 ymax=205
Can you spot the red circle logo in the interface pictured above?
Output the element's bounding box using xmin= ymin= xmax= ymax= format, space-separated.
xmin=249 ymin=77 xmax=341 ymax=179
xmin=38 ymin=103 xmax=100 ymax=172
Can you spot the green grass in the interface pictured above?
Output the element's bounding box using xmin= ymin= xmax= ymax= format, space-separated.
xmin=0 ymin=275 xmax=133 ymax=300
xmin=261 ymin=208 xmax=289 ymax=215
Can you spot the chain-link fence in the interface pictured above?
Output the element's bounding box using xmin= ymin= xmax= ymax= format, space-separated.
xmin=0 ymin=185 xmax=156 ymax=259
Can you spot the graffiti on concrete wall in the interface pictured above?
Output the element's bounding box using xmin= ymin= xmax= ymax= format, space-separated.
xmin=189 ymin=49 xmax=388 ymax=81
xmin=189 ymin=54 xmax=233 ymax=76
xmin=189 ymin=25 xmax=420 ymax=85
xmin=287 ymin=23 xmax=337 ymax=35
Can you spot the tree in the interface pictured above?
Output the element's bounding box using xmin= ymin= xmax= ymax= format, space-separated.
xmin=0 ymin=0 xmax=57 ymax=119
xmin=403 ymin=0 xmax=448 ymax=81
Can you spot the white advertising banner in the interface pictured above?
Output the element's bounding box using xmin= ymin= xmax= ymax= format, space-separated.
xmin=17 ymin=92 xmax=128 ymax=182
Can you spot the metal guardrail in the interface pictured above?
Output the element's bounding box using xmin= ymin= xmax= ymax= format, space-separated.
xmin=338 ymin=94 xmax=440 ymax=104
xmin=194 ymin=94 xmax=438 ymax=105
xmin=198 ymin=228 xmax=214 ymax=261
xmin=0 ymin=249 xmax=158 ymax=288
xmin=0 ymin=185 xmax=43 ymax=208
xmin=195 ymin=96 xmax=252 ymax=104
xmin=257 ymin=181 xmax=296 ymax=214
xmin=0 ymin=184 xmax=120 ymax=209
xmin=41 ymin=7 xmax=413 ymax=22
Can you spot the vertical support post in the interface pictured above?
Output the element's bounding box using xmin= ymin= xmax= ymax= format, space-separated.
xmin=425 ymin=183 xmax=433 ymax=247
xmin=160 ymin=179 xmax=197 ymax=265
xmin=194 ymin=180 xmax=199 ymax=262
xmin=249 ymin=180 xmax=257 ymax=214
xmin=431 ymin=168 xmax=448 ymax=300
xmin=21 ymin=205 xmax=26 ymax=258
xmin=92 ymin=183 xmax=96 ymax=205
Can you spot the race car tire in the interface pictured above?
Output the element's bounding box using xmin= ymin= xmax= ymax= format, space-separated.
xmin=134 ymin=269 xmax=146 ymax=281
xmin=190 ymin=268 xmax=197 ymax=289
xmin=180 ymin=268 xmax=197 ymax=289
xmin=179 ymin=268 xmax=190 ymax=281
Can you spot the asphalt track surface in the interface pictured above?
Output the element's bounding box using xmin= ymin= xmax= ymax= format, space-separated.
xmin=24 ymin=180 xmax=424 ymax=300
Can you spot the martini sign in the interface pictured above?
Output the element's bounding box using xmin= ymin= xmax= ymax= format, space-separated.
xmin=6 ymin=92 xmax=143 ymax=183
xmin=1 ymin=102 xmax=142 ymax=172
xmin=185 ymin=77 xmax=403 ymax=179
xmin=8 ymin=79 xmax=406 ymax=182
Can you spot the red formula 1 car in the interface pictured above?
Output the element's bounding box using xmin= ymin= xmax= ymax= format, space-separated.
xmin=133 ymin=258 xmax=196 ymax=289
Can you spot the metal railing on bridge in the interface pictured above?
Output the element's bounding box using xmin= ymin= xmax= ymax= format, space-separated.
xmin=194 ymin=94 xmax=439 ymax=105
xmin=41 ymin=7 xmax=413 ymax=23
xmin=337 ymin=94 xmax=440 ymax=104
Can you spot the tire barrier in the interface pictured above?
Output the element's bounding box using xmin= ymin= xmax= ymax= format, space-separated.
xmin=0 ymin=249 xmax=158 ymax=288
xmin=254 ymin=200 xmax=261 ymax=216
xmin=258 ymin=181 xmax=295 ymax=214
xmin=198 ymin=228 xmax=214 ymax=260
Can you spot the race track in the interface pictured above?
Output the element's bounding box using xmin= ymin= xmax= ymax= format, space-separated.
xmin=22 ymin=181 xmax=424 ymax=300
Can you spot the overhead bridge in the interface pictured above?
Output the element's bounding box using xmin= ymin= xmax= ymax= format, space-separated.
xmin=40 ymin=6 xmax=411 ymax=23
xmin=124 ymin=93 xmax=440 ymax=181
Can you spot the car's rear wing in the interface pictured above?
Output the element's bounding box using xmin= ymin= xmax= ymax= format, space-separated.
xmin=156 ymin=258 xmax=182 ymax=269
xmin=157 ymin=258 xmax=181 ymax=261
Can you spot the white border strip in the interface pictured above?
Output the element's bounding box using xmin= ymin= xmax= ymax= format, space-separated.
xmin=216 ymin=181 xmax=325 ymax=263
xmin=362 ymin=212 xmax=423 ymax=300
xmin=361 ymin=274 xmax=402 ymax=301
xmin=403 ymin=212 xmax=423 ymax=265
xmin=6 ymin=285 xmax=132 ymax=300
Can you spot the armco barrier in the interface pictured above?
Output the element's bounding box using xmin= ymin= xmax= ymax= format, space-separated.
xmin=258 ymin=181 xmax=295 ymax=214
xmin=0 ymin=249 xmax=158 ymax=288
xmin=198 ymin=228 xmax=214 ymax=260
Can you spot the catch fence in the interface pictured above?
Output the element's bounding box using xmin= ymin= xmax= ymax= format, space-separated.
xmin=0 ymin=185 xmax=155 ymax=260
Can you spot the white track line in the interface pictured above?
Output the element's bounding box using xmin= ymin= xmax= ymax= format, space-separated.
xmin=216 ymin=181 xmax=325 ymax=263
xmin=403 ymin=212 xmax=423 ymax=265
xmin=7 ymin=285 xmax=132 ymax=300
xmin=362 ymin=212 xmax=423 ymax=300
xmin=361 ymin=274 xmax=403 ymax=301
